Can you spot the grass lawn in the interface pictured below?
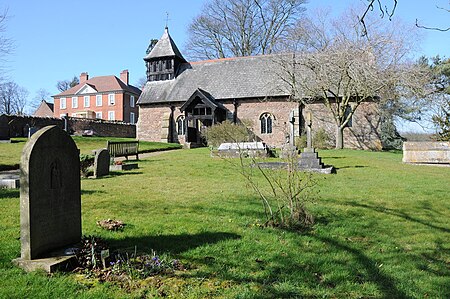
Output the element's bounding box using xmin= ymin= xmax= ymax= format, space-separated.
xmin=0 ymin=136 xmax=181 ymax=169
xmin=0 ymin=147 xmax=449 ymax=298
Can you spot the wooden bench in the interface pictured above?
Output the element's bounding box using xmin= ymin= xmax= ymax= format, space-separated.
xmin=107 ymin=140 xmax=139 ymax=160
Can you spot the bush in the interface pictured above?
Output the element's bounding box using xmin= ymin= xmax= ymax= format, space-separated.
xmin=203 ymin=120 xmax=255 ymax=148
xmin=313 ymin=128 xmax=332 ymax=149
xmin=80 ymin=154 xmax=94 ymax=177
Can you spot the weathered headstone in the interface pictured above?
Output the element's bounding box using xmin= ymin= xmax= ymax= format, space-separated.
xmin=93 ymin=148 xmax=110 ymax=178
xmin=0 ymin=116 xmax=10 ymax=142
xmin=13 ymin=125 xmax=81 ymax=272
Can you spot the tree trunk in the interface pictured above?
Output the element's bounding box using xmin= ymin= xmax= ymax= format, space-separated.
xmin=335 ymin=126 xmax=344 ymax=149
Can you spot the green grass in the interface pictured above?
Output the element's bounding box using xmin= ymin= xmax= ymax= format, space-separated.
xmin=0 ymin=136 xmax=181 ymax=169
xmin=0 ymin=148 xmax=449 ymax=298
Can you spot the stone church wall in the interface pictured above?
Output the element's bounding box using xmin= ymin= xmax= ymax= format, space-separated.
xmin=137 ymin=99 xmax=382 ymax=149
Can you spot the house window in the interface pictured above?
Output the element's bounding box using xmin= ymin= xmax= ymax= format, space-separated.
xmin=96 ymin=95 xmax=102 ymax=106
xmin=96 ymin=112 xmax=102 ymax=119
xmin=177 ymin=115 xmax=186 ymax=135
xmin=108 ymin=94 xmax=115 ymax=105
xmin=260 ymin=113 xmax=273 ymax=134
xmin=130 ymin=95 xmax=135 ymax=107
xmin=60 ymin=98 xmax=66 ymax=109
xmin=344 ymin=106 xmax=353 ymax=127
xmin=72 ymin=97 xmax=78 ymax=108
xmin=84 ymin=96 xmax=90 ymax=107
xmin=108 ymin=111 xmax=115 ymax=120
xmin=130 ymin=112 xmax=135 ymax=124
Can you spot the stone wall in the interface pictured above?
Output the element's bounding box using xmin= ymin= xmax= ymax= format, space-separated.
xmin=403 ymin=142 xmax=450 ymax=164
xmin=1 ymin=114 xmax=136 ymax=138
xmin=137 ymin=99 xmax=382 ymax=149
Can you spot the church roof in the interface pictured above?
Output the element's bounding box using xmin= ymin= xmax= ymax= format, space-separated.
xmin=144 ymin=27 xmax=186 ymax=62
xmin=53 ymin=76 xmax=141 ymax=97
xmin=138 ymin=54 xmax=292 ymax=105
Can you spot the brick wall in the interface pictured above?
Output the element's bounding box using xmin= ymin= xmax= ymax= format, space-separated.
xmin=0 ymin=114 xmax=136 ymax=138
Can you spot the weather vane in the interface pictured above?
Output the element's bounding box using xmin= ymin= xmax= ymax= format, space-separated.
xmin=165 ymin=12 xmax=170 ymax=29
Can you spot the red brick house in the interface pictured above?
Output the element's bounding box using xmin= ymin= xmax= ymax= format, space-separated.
xmin=33 ymin=100 xmax=54 ymax=117
xmin=137 ymin=28 xmax=381 ymax=149
xmin=53 ymin=70 xmax=141 ymax=124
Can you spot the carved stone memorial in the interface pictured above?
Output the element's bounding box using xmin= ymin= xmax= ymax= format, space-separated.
xmin=13 ymin=125 xmax=81 ymax=272
xmin=93 ymin=148 xmax=110 ymax=178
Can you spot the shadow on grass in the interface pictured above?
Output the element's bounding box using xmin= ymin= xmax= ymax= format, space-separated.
xmin=107 ymin=171 xmax=143 ymax=177
xmin=185 ymin=232 xmax=409 ymax=299
xmin=309 ymin=234 xmax=410 ymax=299
xmin=345 ymin=201 xmax=449 ymax=233
xmin=0 ymin=188 xmax=19 ymax=199
xmin=106 ymin=232 xmax=241 ymax=255
xmin=334 ymin=165 xmax=368 ymax=170
xmin=81 ymin=189 xmax=106 ymax=195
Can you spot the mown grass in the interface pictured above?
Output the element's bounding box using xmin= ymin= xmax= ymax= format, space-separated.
xmin=0 ymin=148 xmax=449 ymax=298
xmin=0 ymin=136 xmax=181 ymax=169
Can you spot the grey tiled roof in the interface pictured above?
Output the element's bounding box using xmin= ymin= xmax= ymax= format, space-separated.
xmin=138 ymin=55 xmax=292 ymax=105
xmin=144 ymin=27 xmax=186 ymax=61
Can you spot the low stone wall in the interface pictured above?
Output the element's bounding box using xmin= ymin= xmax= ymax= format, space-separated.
xmin=0 ymin=114 xmax=136 ymax=138
xmin=402 ymin=142 xmax=450 ymax=164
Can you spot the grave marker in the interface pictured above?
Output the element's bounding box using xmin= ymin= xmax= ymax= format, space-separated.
xmin=13 ymin=125 xmax=81 ymax=272
xmin=93 ymin=148 xmax=110 ymax=178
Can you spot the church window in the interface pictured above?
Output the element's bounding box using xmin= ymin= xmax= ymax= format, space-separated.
xmin=260 ymin=113 xmax=273 ymax=134
xmin=344 ymin=106 xmax=353 ymax=127
xmin=177 ymin=115 xmax=186 ymax=135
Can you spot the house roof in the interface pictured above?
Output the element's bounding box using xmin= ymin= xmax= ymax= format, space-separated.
xmin=144 ymin=27 xmax=186 ymax=62
xmin=137 ymin=54 xmax=292 ymax=105
xmin=53 ymin=75 xmax=141 ymax=97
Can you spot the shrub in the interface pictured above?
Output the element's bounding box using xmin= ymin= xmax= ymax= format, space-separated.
xmin=203 ymin=120 xmax=255 ymax=148
xmin=80 ymin=154 xmax=94 ymax=177
xmin=313 ymin=128 xmax=332 ymax=149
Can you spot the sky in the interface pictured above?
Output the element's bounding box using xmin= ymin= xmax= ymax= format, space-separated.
xmin=1 ymin=0 xmax=449 ymax=131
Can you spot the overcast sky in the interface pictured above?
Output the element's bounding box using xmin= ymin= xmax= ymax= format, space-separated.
xmin=1 ymin=0 xmax=449 ymax=132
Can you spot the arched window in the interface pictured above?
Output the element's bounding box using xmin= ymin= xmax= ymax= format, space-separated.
xmin=177 ymin=115 xmax=186 ymax=135
xmin=260 ymin=113 xmax=273 ymax=134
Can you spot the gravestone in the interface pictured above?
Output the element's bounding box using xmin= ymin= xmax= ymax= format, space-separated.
xmin=13 ymin=125 xmax=81 ymax=272
xmin=93 ymin=148 xmax=110 ymax=178
xmin=0 ymin=116 xmax=10 ymax=142
xmin=298 ymin=112 xmax=334 ymax=174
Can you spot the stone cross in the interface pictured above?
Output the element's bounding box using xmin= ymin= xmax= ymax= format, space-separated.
xmin=306 ymin=111 xmax=312 ymax=149
xmin=13 ymin=125 xmax=81 ymax=272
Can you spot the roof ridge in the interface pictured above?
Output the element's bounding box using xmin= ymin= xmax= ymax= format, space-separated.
xmin=189 ymin=53 xmax=281 ymax=65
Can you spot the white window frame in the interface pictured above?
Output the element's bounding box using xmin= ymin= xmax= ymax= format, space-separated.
xmin=108 ymin=111 xmax=115 ymax=120
xmin=84 ymin=95 xmax=90 ymax=108
xmin=60 ymin=97 xmax=66 ymax=109
xmin=96 ymin=95 xmax=102 ymax=107
xmin=130 ymin=112 xmax=135 ymax=124
xmin=108 ymin=93 xmax=115 ymax=105
xmin=71 ymin=97 xmax=78 ymax=108
xmin=96 ymin=112 xmax=103 ymax=119
xmin=130 ymin=95 xmax=135 ymax=107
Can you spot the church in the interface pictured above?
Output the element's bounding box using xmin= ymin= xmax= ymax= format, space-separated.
xmin=137 ymin=27 xmax=382 ymax=149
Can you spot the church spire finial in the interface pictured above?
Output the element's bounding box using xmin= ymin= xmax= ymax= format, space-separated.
xmin=165 ymin=12 xmax=170 ymax=30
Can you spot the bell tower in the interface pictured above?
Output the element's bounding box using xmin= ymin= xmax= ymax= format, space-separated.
xmin=144 ymin=27 xmax=186 ymax=82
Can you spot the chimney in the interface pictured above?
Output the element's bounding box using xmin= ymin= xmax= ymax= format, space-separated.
xmin=80 ymin=72 xmax=89 ymax=83
xmin=120 ymin=69 xmax=129 ymax=85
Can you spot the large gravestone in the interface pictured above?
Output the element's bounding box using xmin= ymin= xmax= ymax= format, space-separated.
xmin=93 ymin=148 xmax=110 ymax=178
xmin=13 ymin=125 xmax=81 ymax=272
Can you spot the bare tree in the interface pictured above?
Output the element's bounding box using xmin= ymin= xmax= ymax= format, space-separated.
xmin=277 ymin=9 xmax=431 ymax=149
xmin=0 ymin=9 xmax=13 ymax=82
xmin=359 ymin=0 xmax=449 ymax=35
xmin=31 ymin=88 xmax=51 ymax=110
xmin=185 ymin=0 xmax=306 ymax=60
xmin=0 ymin=81 xmax=29 ymax=115
xmin=56 ymin=76 xmax=79 ymax=92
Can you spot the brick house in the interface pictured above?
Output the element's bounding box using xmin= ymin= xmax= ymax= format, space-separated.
xmin=33 ymin=100 xmax=54 ymax=117
xmin=53 ymin=70 xmax=141 ymax=124
xmin=137 ymin=28 xmax=381 ymax=149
